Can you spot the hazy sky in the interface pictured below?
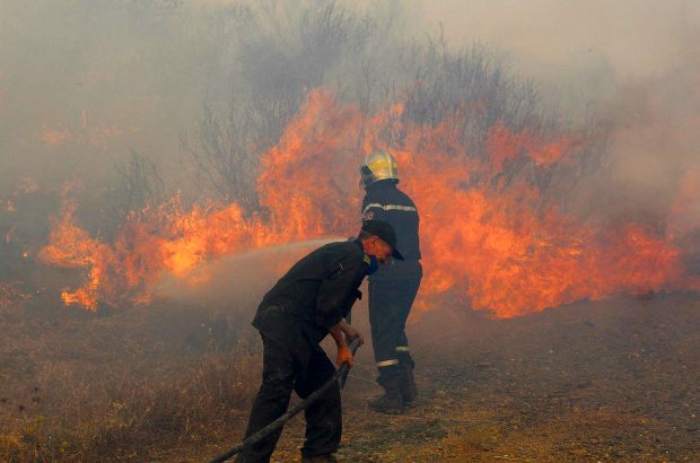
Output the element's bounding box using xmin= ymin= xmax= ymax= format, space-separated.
xmin=406 ymin=0 xmax=700 ymax=215
xmin=411 ymin=0 xmax=699 ymax=76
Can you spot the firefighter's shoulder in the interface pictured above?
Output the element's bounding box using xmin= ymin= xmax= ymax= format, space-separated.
xmin=318 ymin=240 xmax=365 ymax=267
xmin=322 ymin=240 xmax=364 ymax=257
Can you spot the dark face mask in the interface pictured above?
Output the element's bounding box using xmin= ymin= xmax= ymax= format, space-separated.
xmin=365 ymin=255 xmax=379 ymax=275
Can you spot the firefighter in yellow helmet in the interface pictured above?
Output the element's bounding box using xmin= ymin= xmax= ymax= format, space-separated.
xmin=360 ymin=150 xmax=422 ymax=414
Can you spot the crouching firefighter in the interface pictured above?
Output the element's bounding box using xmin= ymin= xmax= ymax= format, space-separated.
xmin=360 ymin=150 xmax=422 ymax=414
xmin=235 ymin=220 xmax=404 ymax=463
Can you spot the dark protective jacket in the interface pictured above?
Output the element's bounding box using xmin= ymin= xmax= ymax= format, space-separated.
xmin=362 ymin=180 xmax=421 ymax=279
xmin=253 ymin=240 xmax=369 ymax=343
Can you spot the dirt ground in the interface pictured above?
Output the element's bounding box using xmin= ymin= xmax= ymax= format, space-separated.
xmin=2 ymin=292 xmax=698 ymax=462
xmin=190 ymin=293 xmax=700 ymax=463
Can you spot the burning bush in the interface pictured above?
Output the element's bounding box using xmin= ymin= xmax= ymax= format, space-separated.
xmin=29 ymin=1 xmax=699 ymax=317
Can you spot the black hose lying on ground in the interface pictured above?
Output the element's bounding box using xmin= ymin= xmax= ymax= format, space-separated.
xmin=208 ymin=337 xmax=362 ymax=463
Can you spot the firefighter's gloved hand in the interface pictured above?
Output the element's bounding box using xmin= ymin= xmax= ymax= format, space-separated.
xmin=340 ymin=320 xmax=364 ymax=346
xmin=345 ymin=326 xmax=365 ymax=347
xmin=336 ymin=344 xmax=354 ymax=368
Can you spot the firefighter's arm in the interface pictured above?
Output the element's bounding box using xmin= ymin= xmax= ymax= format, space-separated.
xmin=362 ymin=202 xmax=388 ymax=222
xmin=337 ymin=318 xmax=364 ymax=346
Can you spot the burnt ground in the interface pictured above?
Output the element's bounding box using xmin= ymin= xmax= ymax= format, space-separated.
xmin=195 ymin=293 xmax=700 ymax=463
xmin=1 ymin=292 xmax=698 ymax=462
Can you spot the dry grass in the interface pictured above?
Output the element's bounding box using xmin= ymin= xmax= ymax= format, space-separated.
xmin=0 ymin=300 xmax=261 ymax=462
xmin=2 ymin=292 xmax=699 ymax=462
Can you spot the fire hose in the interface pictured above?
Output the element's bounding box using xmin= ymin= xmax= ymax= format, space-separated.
xmin=207 ymin=337 xmax=362 ymax=463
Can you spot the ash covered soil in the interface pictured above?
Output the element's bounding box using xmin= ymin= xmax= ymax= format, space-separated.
xmin=201 ymin=294 xmax=700 ymax=463
xmin=333 ymin=294 xmax=700 ymax=463
xmin=1 ymin=293 xmax=698 ymax=462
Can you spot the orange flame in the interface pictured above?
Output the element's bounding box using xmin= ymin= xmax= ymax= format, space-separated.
xmin=39 ymin=200 xmax=114 ymax=310
xmin=40 ymin=89 xmax=697 ymax=317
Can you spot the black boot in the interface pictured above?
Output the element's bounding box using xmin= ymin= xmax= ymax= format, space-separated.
xmin=368 ymin=377 xmax=404 ymax=414
xmin=301 ymin=454 xmax=338 ymax=463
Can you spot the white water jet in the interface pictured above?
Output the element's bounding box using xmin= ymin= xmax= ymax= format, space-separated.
xmin=155 ymin=237 xmax=345 ymax=311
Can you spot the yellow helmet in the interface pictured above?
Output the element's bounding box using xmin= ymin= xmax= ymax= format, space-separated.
xmin=360 ymin=150 xmax=399 ymax=187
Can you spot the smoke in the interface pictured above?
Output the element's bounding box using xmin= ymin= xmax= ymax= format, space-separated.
xmin=408 ymin=1 xmax=698 ymax=101
xmin=408 ymin=0 xmax=700 ymax=230
xmin=2 ymin=0 xmax=699 ymax=310
xmin=3 ymin=0 xmax=696 ymax=212
xmin=0 ymin=0 xmax=222 ymax=196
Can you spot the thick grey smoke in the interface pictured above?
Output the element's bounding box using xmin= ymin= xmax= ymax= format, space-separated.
xmin=1 ymin=0 xmax=698 ymax=237
xmin=407 ymin=0 xmax=700 ymax=229
xmin=408 ymin=1 xmax=698 ymax=104
xmin=0 ymin=0 xmax=229 ymax=197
